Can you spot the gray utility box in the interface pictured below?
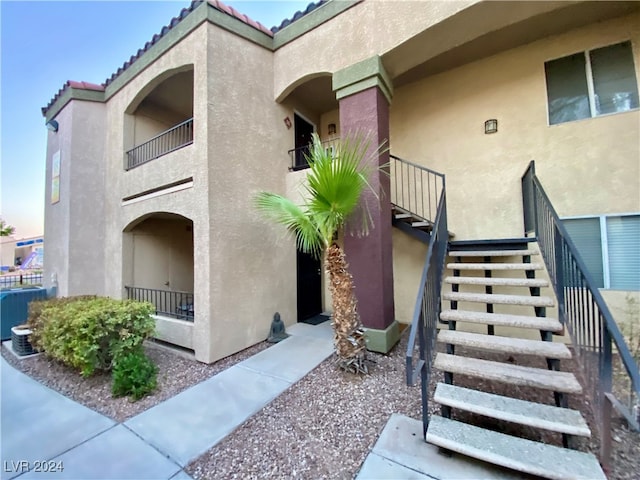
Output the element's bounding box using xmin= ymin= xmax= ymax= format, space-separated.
xmin=1 ymin=287 xmax=47 ymax=341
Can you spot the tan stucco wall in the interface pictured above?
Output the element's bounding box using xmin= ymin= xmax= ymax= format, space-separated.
xmin=127 ymin=217 xmax=194 ymax=292
xmin=101 ymin=23 xmax=211 ymax=360
xmin=391 ymin=12 xmax=640 ymax=241
xmin=205 ymin=23 xmax=296 ymax=362
xmin=273 ymin=0 xmax=476 ymax=99
xmin=43 ymin=101 xmax=107 ymax=296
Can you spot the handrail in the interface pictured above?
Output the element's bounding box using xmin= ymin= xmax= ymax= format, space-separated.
xmin=521 ymin=160 xmax=639 ymax=465
xmin=288 ymin=138 xmax=339 ymax=171
xmin=125 ymin=117 xmax=194 ymax=170
xmin=390 ymin=155 xmax=445 ymax=225
xmin=405 ymin=186 xmax=448 ymax=437
xmin=125 ymin=286 xmax=194 ymax=321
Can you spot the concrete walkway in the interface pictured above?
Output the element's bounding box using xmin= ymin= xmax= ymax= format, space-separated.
xmin=2 ymin=321 xmax=525 ymax=479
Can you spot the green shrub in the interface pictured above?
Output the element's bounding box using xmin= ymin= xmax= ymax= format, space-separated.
xmin=27 ymin=296 xmax=155 ymax=377
xmin=112 ymin=348 xmax=158 ymax=400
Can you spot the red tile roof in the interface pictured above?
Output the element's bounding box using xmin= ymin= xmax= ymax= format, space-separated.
xmin=42 ymin=0 xmax=324 ymax=116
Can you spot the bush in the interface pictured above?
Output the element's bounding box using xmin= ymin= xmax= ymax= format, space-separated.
xmin=27 ymin=296 xmax=155 ymax=377
xmin=112 ymin=348 xmax=158 ymax=400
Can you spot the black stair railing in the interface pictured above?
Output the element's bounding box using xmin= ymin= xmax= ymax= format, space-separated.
xmin=521 ymin=160 xmax=640 ymax=465
xmin=390 ymin=155 xmax=444 ymax=224
xmin=405 ymin=185 xmax=448 ymax=437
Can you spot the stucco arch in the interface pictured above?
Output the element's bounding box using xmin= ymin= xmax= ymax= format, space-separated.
xmin=124 ymin=64 xmax=194 ymax=115
xmin=276 ymin=71 xmax=333 ymax=104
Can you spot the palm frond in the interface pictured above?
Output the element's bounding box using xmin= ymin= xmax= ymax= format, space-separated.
xmin=254 ymin=192 xmax=324 ymax=257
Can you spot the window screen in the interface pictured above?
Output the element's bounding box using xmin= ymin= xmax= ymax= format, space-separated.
xmin=606 ymin=215 xmax=640 ymax=290
xmin=545 ymin=53 xmax=590 ymax=125
xmin=590 ymin=42 xmax=640 ymax=116
xmin=563 ymin=217 xmax=605 ymax=288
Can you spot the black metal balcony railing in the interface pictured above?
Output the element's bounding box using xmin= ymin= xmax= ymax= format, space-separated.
xmin=390 ymin=155 xmax=445 ymax=225
xmin=125 ymin=118 xmax=193 ymax=170
xmin=405 ymin=178 xmax=448 ymax=437
xmin=0 ymin=273 xmax=44 ymax=288
xmin=521 ymin=160 xmax=639 ymax=466
xmin=125 ymin=286 xmax=194 ymax=321
xmin=288 ymin=138 xmax=339 ymax=171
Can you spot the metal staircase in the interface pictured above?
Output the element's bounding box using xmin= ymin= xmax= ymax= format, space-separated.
xmin=395 ymin=157 xmax=639 ymax=479
xmin=428 ymin=244 xmax=605 ymax=480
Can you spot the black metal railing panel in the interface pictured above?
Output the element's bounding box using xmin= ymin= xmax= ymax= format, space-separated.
xmin=405 ymin=187 xmax=448 ymax=437
xmin=390 ymin=155 xmax=445 ymax=224
xmin=288 ymin=138 xmax=339 ymax=171
xmin=521 ymin=161 xmax=639 ymax=464
xmin=0 ymin=273 xmax=44 ymax=288
xmin=125 ymin=118 xmax=194 ymax=170
xmin=124 ymin=286 xmax=194 ymax=321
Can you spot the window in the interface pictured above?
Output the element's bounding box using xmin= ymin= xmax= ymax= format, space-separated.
xmin=563 ymin=214 xmax=640 ymax=290
xmin=545 ymin=41 xmax=639 ymax=125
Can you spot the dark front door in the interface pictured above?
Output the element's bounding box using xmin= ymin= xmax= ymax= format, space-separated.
xmin=297 ymin=249 xmax=322 ymax=321
xmin=294 ymin=113 xmax=314 ymax=170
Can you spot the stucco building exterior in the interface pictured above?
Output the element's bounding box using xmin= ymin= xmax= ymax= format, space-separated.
xmin=42 ymin=0 xmax=639 ymax=365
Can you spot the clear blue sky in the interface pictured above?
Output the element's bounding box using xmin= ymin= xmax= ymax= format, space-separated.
xmin=0 ymin=0 xmax=309 ymax=239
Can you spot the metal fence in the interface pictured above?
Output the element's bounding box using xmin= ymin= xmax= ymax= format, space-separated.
xmin=390 ymin=155 xmax=445 ymax=224
xmin=0 ymin=273 xmax=44 ymax=288
xmin=288 ymin=138 xmax=340 ymax=171
xmin=125 ymin=117 xmax=194 ymax=170
xmin=405 ymin=186 xmax=448 ymax=437
xmin=521 ymin=160 xmax=639 ymax=465
xmin=124 ymin=286 xmax=194 ymax=321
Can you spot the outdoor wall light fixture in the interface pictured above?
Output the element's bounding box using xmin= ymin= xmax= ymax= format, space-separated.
xmin=46 ymin=120 xmax=59 ymax=132
xmin=328 ymin=123 xmax=337 ymax=135
xmin=484 ymin=119 xmax=498 ymax=134
xmin=284 ymin=117 xmax=292 ymax=129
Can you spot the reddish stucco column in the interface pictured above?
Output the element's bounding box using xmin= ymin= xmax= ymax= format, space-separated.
xmin=333 ymin=57 xmax=397 ymax=350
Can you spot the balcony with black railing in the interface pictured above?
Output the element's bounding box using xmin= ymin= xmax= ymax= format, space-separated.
xmin=125 ymin=286 xmax=194 ymax=321
xmin=125 ymin=118 xmax=193 ymax=170
xmin=288 ymin=138 xmax=339 ymax=171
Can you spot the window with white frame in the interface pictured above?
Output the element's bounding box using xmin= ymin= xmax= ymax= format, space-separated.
xmin=563 ymin=214 xmax=640 ymax=290
xmin=545 ymin=41 xmax=639 ymax=125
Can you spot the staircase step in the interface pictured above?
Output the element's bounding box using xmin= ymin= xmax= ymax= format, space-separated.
xmin=448 ymin=262 xmax=543 ymax=271
xmin=434 ymin=353 xmax=582 ymax=393
xmin=394 ymin=213 xmax=412 ymax=219
xmin=426 ymin=416 xmax=605 ymax=480
xmin=443 ymin=292 xmax=555 ymax=307
xmin=411 ymin=221 xmax=431 ymax=228
xmin=445 ymin=276 xmax=548 ymax=287
xmin=434 ymin=383 xmax=590 ymax=436
xmin=437 ymin=330 xmax=571 ymax=359
xmin=449 ymin=250 xmax=538 ymax=257
xmin=440 ymin=310 xmax=563 ymax=332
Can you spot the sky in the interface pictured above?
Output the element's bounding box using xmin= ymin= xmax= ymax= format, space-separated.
xmin=0 ymin=0 xmax=310 ymax=239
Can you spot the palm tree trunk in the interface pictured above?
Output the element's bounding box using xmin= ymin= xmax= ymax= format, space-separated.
xmin=325 ymin=242 xmax=368 ymax=373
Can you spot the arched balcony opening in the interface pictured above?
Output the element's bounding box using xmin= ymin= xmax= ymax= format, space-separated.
xmin=124 ymin=66 xmax=194 ymax=170
xmin=123 ymin=213 xmax=194 ymax=323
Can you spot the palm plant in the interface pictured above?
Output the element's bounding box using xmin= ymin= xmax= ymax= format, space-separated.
xmin=256 ymin=133 xmax=382 ymax=374
xmin=0 ymin=220 xmax=15 ymax=237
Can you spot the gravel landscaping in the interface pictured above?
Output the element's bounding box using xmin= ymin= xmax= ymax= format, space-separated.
xmin=2 ymin=326 xmax=638 ymax=479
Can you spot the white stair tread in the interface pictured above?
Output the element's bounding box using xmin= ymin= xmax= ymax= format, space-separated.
xmin=434 ymin=353 xmax=582 ymax=393
xmin=434 ymin=383 xmax=590 ymax=436
xmin=426 ymin=416 xmax=605 ymax=480
xmin=412 ymin=221 xmax=430 ymax=227
xmin=445 ymin=276 xmax=548 ymax=287
xmin=394 ymin=213 xmax=412 ymax=219
xmin=437 ymin=330 xmax=571 ymax=359
xmin=443 ymin=291 xmax=555 ymax=307
xmin=449 ymin=250 xmax=538 ymax=257
xmin=440 ymin=310 xmax=563 ymax=332
xmin=448 ymin=262 xmax=543 ymax=271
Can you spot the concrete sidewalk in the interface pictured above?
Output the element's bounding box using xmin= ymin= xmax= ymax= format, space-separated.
xmin=2 ymin=320 xmax=523 ymax=480
xmin=1 ymin=322 xmax=333 ymax=479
